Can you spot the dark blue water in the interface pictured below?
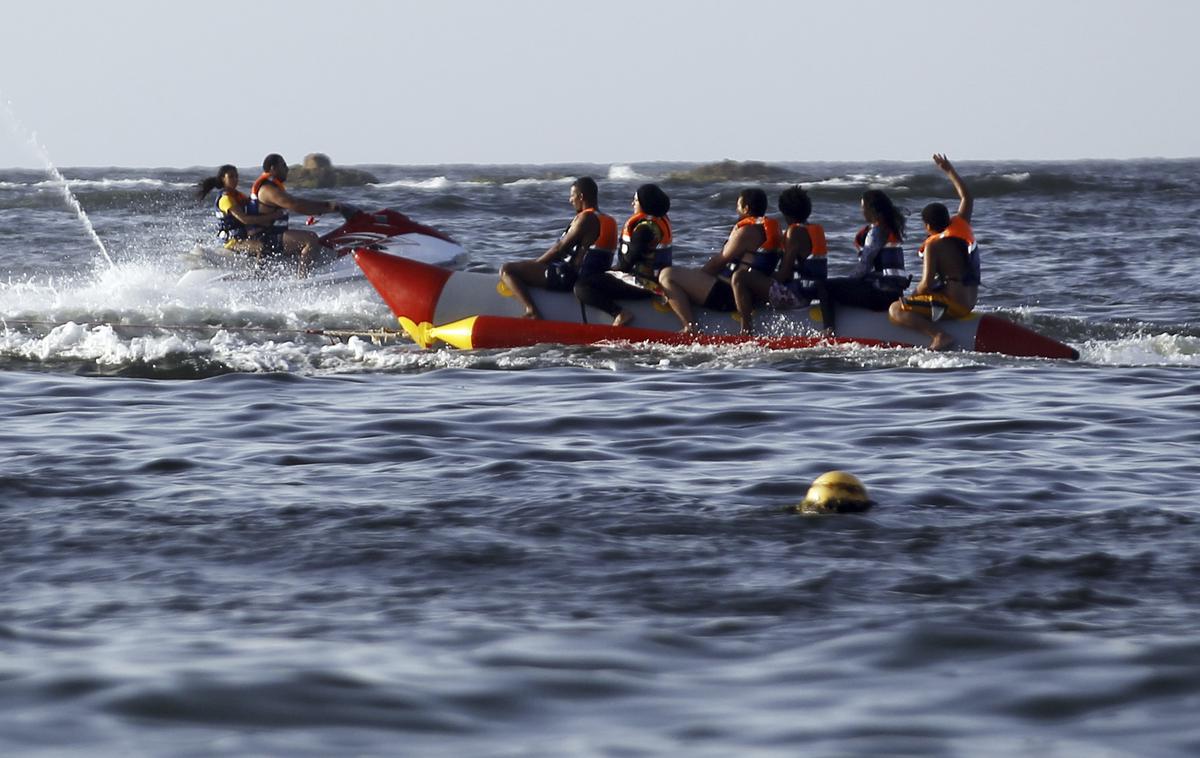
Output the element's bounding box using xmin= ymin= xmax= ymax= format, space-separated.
xmin=1 ymin=160 xmax=1199 ymax=756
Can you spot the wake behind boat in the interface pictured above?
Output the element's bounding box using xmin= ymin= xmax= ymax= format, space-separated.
xmin=354 ymin=249 xmax=1079 ymax=359
xmin=177 ymin=209 xmax=466 ymax=288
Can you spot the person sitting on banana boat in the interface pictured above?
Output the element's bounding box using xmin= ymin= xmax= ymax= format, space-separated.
xmin=819 ymin=188 xmax=908 ymax=332
xmin=888 ymin=154 xmax=978 ymax=351
xmin=572 ymin=183 xmax=673 ymax=327
xmin=730 ymin=184 xmax=829 ymax=335
xmin=499 ymin=176 xmax=618 ymax=320
xmin=196 ymin=164 xmax=284 ymax=257
xmin=658 ymin=187 xmax=781 ymax=332
xmin=248 ymin=153 xmax=359 ymax=276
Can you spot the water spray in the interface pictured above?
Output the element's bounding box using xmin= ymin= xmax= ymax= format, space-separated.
xmin=0 ymin=97 xmax=115 ymax=268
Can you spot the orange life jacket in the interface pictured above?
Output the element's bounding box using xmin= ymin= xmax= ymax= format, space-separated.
xmin=582 ymin=208 xmax=618 ymax=252
xmin=249 ymin=173 xmax=288 ymax=232
xmin=618 ymin=212 xmax=673 ymax=277
xmin=732 ymin=215 xmax=782 ymax=275
xmin=575 ymin=208 xmax=618 ymax=276
xmin=919 ymin=216 xmax=979 ymax=285
xmin=789 ymin=222 xmax=828 ymax=282
xmin=919 ymin=215 xmax=976 ymax=253
xmin=621 ymin=212 xmax=672 ymax=247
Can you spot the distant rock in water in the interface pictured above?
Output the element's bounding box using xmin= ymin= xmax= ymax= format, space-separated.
xmin=286 ymin=153 xmax=379 ymax=188
xmin=667 ymin=160 xmax=794 ymax=183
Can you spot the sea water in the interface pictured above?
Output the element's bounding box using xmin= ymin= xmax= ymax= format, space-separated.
xmin=1 ymin=160 xmax=1199 ymax=756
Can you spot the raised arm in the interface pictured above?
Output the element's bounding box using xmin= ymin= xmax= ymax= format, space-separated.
xmin=933 ymin=153 xmax=972 ymax=222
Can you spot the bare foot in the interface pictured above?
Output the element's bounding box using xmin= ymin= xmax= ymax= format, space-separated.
xmin=613 ymin=310 xmax=634 ymax=327
xmin=929 ymin=333 xmax=955 ymax=351
xmin=522 ymin=308 xmax=541 ymax=320
xmin=680 ymin=322 xmax=698 ymax=334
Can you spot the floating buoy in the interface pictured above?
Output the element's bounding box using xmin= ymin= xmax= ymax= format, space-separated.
xmin=797 ymin=471 xmax=873 ymax=514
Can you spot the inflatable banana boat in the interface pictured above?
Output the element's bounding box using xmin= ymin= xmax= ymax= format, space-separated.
xmin=353 ymin=248 xmax=1079 ymax=359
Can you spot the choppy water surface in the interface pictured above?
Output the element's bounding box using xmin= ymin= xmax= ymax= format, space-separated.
xmin=1 ymin=160 xmax=1199 ymax=756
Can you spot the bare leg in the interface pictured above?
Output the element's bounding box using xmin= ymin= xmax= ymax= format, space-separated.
xmin=282 ymin=230 xmax=326 ymax=277
xmin=500 ymin=260 xmax=548 ymax=319
xmin=731 ymin=268 xmax=773 ymax=335
xmin=888 ymin=300 xmax=954 ymax=350
xmin=659 ymin=267 xmax=716 ymax=332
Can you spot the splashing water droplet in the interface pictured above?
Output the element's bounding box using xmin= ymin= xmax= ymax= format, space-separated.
xmin=1 ymin=97 xmax=115 ymax=268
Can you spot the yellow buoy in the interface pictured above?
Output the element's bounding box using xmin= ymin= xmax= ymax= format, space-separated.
xmin=796 ymin=471 xmax=873 ymax=514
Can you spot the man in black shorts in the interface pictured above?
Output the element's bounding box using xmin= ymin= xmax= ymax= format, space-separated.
xmin=498 ymin=177 xmax=617 ymax=320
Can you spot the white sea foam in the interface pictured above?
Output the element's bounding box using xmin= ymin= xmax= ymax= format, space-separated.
xmin=31 ymin=178 xmax=194 ymax=190
xmin=369 ymin=176 xmax=454 ymax=190
xmin=1079 ymin=333 xmax=1200 ymax=366
xmin=809 ymin=173 xmax=913 ymax=189
xmin=607 ymin=164 xmax=646 ymax=181
xmin=502 ymin=176 xmax=574 ymax=187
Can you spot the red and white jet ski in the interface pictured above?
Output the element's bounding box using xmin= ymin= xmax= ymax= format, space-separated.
xmin=177 ymin=209 xmax=466 ymax=288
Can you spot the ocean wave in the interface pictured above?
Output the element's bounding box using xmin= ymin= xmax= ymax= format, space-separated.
xmin=607 ymin=164 xmax=648 ymax=182
xmin=369 ymin=176 xmax=454 ymax=190
xmin=502 ymin=176 xmax=575 ymax=187
xmin=999 ymin=172 xmax=1032 ymax=183
xmin=35 ymin=178 xmax=194 ymax=190
xmin=1078 ymin=333 xmax=1200 ymax=367
xmin=0 ymin=261 xmax=390 ymax=331
xmin=2 ymin=306 xmax=1196 ymax=375
xmin=808 ymin=173 xmax=914 ymax=190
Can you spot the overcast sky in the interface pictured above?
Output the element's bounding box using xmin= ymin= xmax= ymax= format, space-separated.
xmin=1 ymin=0 xmax=1196 ymax=169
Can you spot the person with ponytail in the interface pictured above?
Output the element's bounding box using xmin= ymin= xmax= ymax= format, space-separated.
xmin=819 ymin=188 xmax=909 ymax=332
xmin=196 ymin=165 xmax=282 ymax=257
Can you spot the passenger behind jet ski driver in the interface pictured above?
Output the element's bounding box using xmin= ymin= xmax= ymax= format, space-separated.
xmin=196 ymin=164 xmax=284 ymax=257
xmin=819 ymin=189 xmax=908 ymax=332
xmin=658 ymin=188 xmax=780 ymax=332
xmin=249 ymin=153 xmax=358 ymax=276
xmin=730 ymin=184 xmax=828 ymax=336
xmin=572 ymin=183 xmax=673 ymax=327
xmin=499 ymin=176 xmax=617 ymax=320
xmin=889 ymin=154 xmax=979 ymax=351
